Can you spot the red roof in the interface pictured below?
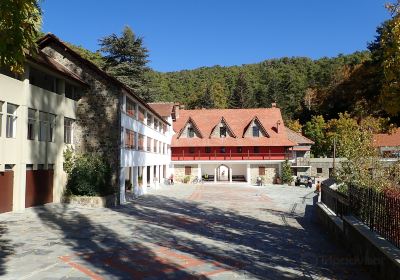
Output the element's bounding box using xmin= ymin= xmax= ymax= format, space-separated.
xmin=285 ymin=127 xmax=314 ymax=145
xmin=172 ymin=108 xmax=295 ymax=147
xmin=373 ymin=128 xmax=400 ymax=147
xmin=148 ymin=102 xmax=174 ymax=117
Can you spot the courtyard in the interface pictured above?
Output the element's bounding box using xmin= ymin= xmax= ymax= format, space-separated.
xmin=0 ymin=184 xmax=370 ymax=279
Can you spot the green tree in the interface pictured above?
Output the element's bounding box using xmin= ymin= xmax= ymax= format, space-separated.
xmin=281 ymin=160 xmax=293 ymax=184
xmin=285 ymin=119 xmax=302 ymax=133
xmin=99 ymin=26 xmax=152 ymax=101
xmin=229 ymin=72 xmax=256 ymax=108
xmin=198 ymin=85 xmax=215 ymax=109
xmin=303 ymin=115 xmax=328 ymax=157
xmin=211 ymin=82 xmax=227 ymax=108
xmin=0 ymin=0 xmax=42 ymax=73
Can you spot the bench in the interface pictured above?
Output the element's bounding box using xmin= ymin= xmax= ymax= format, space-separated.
xmin=202 ymin=175 xmax=215 ymax=181
xmin=232 ymin=175 xmax=246 ymax=182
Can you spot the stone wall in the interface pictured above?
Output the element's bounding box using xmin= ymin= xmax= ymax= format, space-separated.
xmin=42 ymin=44 xmax=122 ymax=192
xmin=250 ymin=164 xmax=279 ymax=184
xmin=310 ymin=158 xmax=345 ymax=178
xmin=174 ymin=164 xmax=198 ymax=183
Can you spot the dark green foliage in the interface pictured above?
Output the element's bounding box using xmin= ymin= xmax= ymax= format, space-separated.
xmin=99 ymin=26 xmax=152 ymax=101
xmin=281 ymin=160 xmax=293 ymax=184
xmin=229 ymin=72 xmax=256 ymax=108
xmin=65 ymin=153 xmax=112 ymax=196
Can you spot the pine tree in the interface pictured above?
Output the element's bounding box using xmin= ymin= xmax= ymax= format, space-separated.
xmin=229 ymin=72 xmax=256 ymax=108
xmin=99 ymin=26 xmax=152 ymax=101
xmin=199 ymin=85 xmax=215 ymax=109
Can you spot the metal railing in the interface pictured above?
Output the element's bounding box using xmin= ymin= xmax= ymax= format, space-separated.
xmin=320 ymin=184 xmax=349 ymax=219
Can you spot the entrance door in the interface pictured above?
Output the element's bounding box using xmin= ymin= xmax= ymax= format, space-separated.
xmin=217 ymin=165 xmax=229 ymax=181
xmin=25 ymin=170 xmax=54 ymax=208
xmin=0 ymin=171 xmax=13 ymax=213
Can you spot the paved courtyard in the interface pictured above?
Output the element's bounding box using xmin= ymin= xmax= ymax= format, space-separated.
xmin=0 ymin=184 xmax=370 ymax=279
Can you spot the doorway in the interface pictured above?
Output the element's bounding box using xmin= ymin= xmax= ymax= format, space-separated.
xmin=217 ymin=165 xmax=229 ymax=181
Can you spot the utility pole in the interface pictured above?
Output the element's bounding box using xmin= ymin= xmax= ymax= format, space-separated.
xmin=332 ymin=137 xmax=336 ymax=177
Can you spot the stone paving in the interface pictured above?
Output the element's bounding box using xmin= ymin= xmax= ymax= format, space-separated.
xmin=0 ymin=183 xmax=370 ymax=279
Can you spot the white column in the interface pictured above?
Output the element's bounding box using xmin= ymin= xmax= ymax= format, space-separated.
xmin=229 ymin=166 xmax=232 ymax=183
xmin=214 ymin=168 xmax=217 ymax=183
xmin=278 ymin=162 xmax=282 ymax=176
xmin=246 ymin=163 xmax=251 ymax=184
xmin=132 ymin=166 xmax=139 ymax=196
xmin=142 ymin=166 xmax=148 ymax=194
xmin=149 ymin=165 xmax=154 ymax=188
xmin=197 ymin=164 xmax=202 ymax=179
xmin=13 ymin=163 xmax=26 ymax=212
xmin=155 ymin=165 xmax=160 ymax=189
xmin=119 ymin=167 xmax=126 ymax=204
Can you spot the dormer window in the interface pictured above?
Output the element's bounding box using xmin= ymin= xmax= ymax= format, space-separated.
xmin=252 ymin=126 xmax=260 ymax=137
xmin=188 ymin=127 xmax=195 ymax=138
xmin=220 ymin=127 xmax=227 ymax=138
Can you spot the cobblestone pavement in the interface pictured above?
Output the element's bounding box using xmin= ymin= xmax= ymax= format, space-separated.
xmin=0 ymin=184 xmax=370 ymax=279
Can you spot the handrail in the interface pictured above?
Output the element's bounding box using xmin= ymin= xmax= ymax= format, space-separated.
xmin=171 ymin=152 xmax=293 ymax=161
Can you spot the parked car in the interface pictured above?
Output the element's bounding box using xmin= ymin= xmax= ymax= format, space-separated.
xmin=295 ymin=175 xmax=315 ymax=186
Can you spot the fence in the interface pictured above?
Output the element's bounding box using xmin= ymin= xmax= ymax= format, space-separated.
xmin=321 ymin=184 xmax=400 ymax=249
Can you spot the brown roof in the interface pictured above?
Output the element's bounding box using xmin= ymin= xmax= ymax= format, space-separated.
xmin=28 ymin=52 xmax=88 ymax=87
xmin=172 ymin=108 xmax=295 ymax=147
xmin=285 ymin=127 xmax=314 ymax=145
xmin=36 ymin=33 xmax=169 ymax=125
xmin=373 ymin=128 xmax=400 ymax=147
xmin=148 ymin=102 xmax=174 ymax=117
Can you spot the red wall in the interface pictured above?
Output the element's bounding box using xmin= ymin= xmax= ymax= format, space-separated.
xmin=172 ymin=146 xmax=288 ymax=161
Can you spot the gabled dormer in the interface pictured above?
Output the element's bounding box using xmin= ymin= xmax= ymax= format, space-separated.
xmin=177 ymin=117 xmax=202 ymax=139
xmin=243 ymin=116 xmax=269 ymax=138
xmin=210 ymin=117 xmax=236 ymax=138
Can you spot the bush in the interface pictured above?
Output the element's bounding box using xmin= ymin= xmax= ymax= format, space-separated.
xmin=65 ymin=152 xmax=112 ymax=196
xmin=281 ymin=160 xmax=293 ymax=184
xmin=183 ymin=175 xmax=191 ymax=183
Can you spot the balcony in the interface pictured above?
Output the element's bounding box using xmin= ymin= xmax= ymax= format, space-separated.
xmin=171 ymin=151 xmax=293 ymax=161
xmin=291 ymin=158 xmax=311 ymax=166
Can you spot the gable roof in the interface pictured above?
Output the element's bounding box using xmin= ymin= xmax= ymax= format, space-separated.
xmin=148 ymin=102 xmax=174 ymax=117
xmin=285 ymin=127 xmax=314 ymax=145
xmin=210 ymin=116 xmax=237 ymax=138
xmin=172 ymin=108 xmax=295 ymax=147
xmin=373 ymin=128 xmax=400 ymax=147
xmin=242 ymin=116 xmax=269 ymax=137
xmin=36 ymin=33 xmax=169 ymax=125
xmin=177 ymin=116 xmax=203 ymax=138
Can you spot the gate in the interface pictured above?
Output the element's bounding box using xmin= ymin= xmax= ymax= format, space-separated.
xmin=0 ymin=171 xmax=13 ymax=213
xmin=25 ymin=170 xmax=54 ymax=208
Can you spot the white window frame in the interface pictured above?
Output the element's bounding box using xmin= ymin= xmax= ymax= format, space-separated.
xmin=6 ymin=103 xmax=18 ymax=138
xmin=48 ymin=113 xmax=56 ymax=142
xmin=39 ymin=111 xmax=48 ymax=142
xmin=0 ymin=101 xmax=3 ymax=137
xmin=64 ymin=117 xmax=74 ymax=144
xmin=27 ymin=108 xmax=36 ymax=140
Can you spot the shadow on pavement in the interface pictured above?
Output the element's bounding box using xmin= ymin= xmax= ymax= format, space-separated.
xmin=109 ymin=193 xmax=369 ymax=280
xmin=34 ymin=204 xmax=208 ymax=279
xmin=0 ymin=222 xmax=14 ymax=276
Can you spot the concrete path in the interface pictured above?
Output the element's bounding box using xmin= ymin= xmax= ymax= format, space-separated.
xmin=0 ymin=184 xmax=370 ymax=279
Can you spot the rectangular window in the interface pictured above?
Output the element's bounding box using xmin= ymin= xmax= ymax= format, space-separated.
xmin=254 ymin=146 xmax=259 ymax=153
xmin=48 ymin=164 xmax=54 ymax=170
xmin=237 ymin=147 xmax=242 ymax=153
xmin=126 ymin=98 xmax=136 ymax=118
xmin=124 ymin=129 xmax=135 ymax=149
xmin=188 ymin=127 xmax=195 ymax=138
xmin=220 ymin=127 xmax=227 ymax=137
xmin=147 ymin=137 xmax=152 ymax=152
xmin=6 ymin=103 xmax=18 ymax=138
xmin=48 ymin=114 xmax=56 ymax=142
xmin=138 ymin=134 xmax=144 ymax=150
xmin=189 ymin=147 xmax=195 ymax=154
xmin=259 ymin=166 xmax=265 ymax=176
xmin=26 ymin=164 xmax=33 ymax=170
xmin=185 ymin=166 xmax=191 ymax=176
xmin=0 ymin=101 xmax=3 ymax=137
xmin=252 ymin=126 xmax=260 ymax=137
xmin=220 ymin=147 xmax=226 ymax=153
xmin=138 ymin=107 xmax=145 ymax=123
xmin=317 ymin=168 xmax=323 ymax=174
xmin=64 ymin=118 xmax=74 ymax=144
xmin=154 ymin=119 xmax=159 ymax=131
xmin=153 ymin=139 xmax=158 ymax=153
xmin=147 ymin=114 xmax=153 ymax=126
xmin=65 ymin=82 xmax=81 ymax=100
xmin=205 ymin=147 xmax=211 ymax=153
xmin=37 ymin=164 xmax=45 ymax=170
xmin=39 ymin=111 xmax=48 ymax=141
xmin=27 ymin=108 xmax=36 ymax=140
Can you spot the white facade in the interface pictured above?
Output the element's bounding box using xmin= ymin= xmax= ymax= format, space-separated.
xmin=119 ymin=93 xmax=172 ymax=203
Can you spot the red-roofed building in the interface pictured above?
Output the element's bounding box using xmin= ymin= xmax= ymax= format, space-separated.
xmin=168 ymin=105 xmax=299 ymax=184
xmin=373 ymin=128 xmax=400 ymax=159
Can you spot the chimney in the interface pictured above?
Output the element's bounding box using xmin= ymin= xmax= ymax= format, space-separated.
xmin=271 ymin=102 xmax=277 ymax=108
xmin=276 ymin=120 xmax=281 ymax=133
xmin=172 ymin=103 xmax=180 ymax=121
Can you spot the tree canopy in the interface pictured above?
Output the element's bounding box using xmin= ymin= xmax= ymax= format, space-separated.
xmin=0 ymin=0 xmax=42 ymax=73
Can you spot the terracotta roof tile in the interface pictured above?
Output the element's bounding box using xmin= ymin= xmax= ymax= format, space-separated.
xmin=373 ymin=128 xmax=400 ymax=147
xmin=148 ymin=102 xmax=174 ymax=117
xmin=172 ymin=108 xmax=295 ymax=147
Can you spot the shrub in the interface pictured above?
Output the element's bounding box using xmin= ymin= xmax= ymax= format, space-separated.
xmin=183 ymin=175 xmax=191 ymax=183
xmin=281 ymin=160 xmax=293 ymax=184
xmin=65 ymin=152 xmax=112 ymax=196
